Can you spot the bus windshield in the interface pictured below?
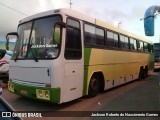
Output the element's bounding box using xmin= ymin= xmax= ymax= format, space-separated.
xmin=12 ymin=16 xmax=62 ymax=60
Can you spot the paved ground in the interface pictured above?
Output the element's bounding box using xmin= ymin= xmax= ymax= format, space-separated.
xmin=92 ymin=72 xmax=160 ymax=120
xmin=1 ymin=72 xmax=160 ymax=120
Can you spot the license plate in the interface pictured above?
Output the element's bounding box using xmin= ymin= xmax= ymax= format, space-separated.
xmin=20 ymin=90 xmax=28 ymax=95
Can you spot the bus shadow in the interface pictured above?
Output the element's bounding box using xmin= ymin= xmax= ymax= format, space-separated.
xmin=12 ymin=95 xmax=83 ymax=111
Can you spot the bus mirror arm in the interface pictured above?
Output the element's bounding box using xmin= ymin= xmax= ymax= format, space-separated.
xmin=6 ymin=32 xmax=18 ymax=38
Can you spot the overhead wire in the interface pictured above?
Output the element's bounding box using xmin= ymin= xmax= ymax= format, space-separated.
xmin=0 ymin=2 xmax=28 ymax=16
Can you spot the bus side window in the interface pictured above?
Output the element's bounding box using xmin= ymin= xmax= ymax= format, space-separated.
xmin=84 ymin=24 xmax=95 ymax=45
xmin=137 ymin=41 xmax=144 ymax=52
xmin=120 ymin=35 xmax=129 ymax=50
xmin=65 ymin=18 xmax=82 ymax=60
xmin=124 ymin=36 xmax=129 ymax=49
xmin=95 ymin=28 xmax=105 ymax=46
xmin=130 ymin=38 xmax=138 ymax=51
xmin=130 ymin=38 xmax=135 ymax=50
xmin=133 ymin=39 xmax=137 ymax=50
xmin=113 ymin=33 xmax=118 ymax=47
xmin=144 ymin=42 xmax=149 ymax=52
xmin=106 ymin=31 xmax=118 ymax=48
xmin=149 ymin=44 xmax=153 ymax=53
xmin=106 ymin=31 xmax=114 ymax=47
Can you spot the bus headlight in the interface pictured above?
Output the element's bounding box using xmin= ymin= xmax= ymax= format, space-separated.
xmin=8 ymin=81 xmax=14 ymax=92
xmin=36 ymin=89 xmax=50 ymax=100
xmin=39 ymin=90 xmax=43 ymax=97
xmin=44 ymin=90 xmax=49 ymax=98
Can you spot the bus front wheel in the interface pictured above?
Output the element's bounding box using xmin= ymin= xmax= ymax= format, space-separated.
xmin=88 ymin=76 xmax=99 ymax=97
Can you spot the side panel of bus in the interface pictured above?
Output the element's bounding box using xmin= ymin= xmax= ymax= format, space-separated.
xmin=83 ymin=48 xmax=154 ymax=95
xmin=62 ymin=18 xmax=84 ymax=103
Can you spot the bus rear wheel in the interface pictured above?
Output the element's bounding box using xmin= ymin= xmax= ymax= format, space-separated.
xmin=88 ymin=76 xmax=99 ymax=97
xmin=139 ymin=67 xmax=145 ymax=80
xmin=144 ymin=66 xmax=148 ymax=78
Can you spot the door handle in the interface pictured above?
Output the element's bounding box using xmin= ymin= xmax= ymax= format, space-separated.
xmin=47 ymin=69 xmax=50 ymax=76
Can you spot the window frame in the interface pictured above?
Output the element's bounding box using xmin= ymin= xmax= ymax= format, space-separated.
xmin=83 ymin=21 xmax=153 ymax=54
xmin=106 ymin=30 xmax=119 ymax=48
xmin=65 ymin=17 xmax=82 ymax=60
xmin=95 ymin=27 xmax=105 ymax=46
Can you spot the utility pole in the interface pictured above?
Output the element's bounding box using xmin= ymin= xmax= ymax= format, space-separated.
xmin=118 ymin=22 xmax=122 ymax=28
xmin=69 ymin=0 xmax=72 ymax=9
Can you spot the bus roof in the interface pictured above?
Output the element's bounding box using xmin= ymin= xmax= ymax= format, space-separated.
xmin=19 ymin=8 xmax=95 ymax=24
xmin=20 ymin=8 xmax=152 ymax=44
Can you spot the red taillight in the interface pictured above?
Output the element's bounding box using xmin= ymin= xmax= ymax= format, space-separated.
xmin=45 ymin=83 xmax=51 ymax=88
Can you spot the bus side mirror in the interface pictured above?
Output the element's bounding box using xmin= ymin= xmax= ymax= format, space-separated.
xmin=53 ymin=22 xmax=66 ymax=45
xmin=53 ymin=25 xmax=61 ymax=45
xmin=6 ymin=32 xmax=18 ymax=50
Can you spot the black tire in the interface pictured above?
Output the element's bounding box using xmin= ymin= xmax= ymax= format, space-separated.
xmin=144 ymin=67 xmax=148 ymax=78
xmin=139 ymin=68 xmax=145 ymax=80
xmin=88 ymin=76 xmax=99 ymax=97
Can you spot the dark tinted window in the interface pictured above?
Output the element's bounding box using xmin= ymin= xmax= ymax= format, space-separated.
xmin=120 ymin=35 xmax=129 ymax=49
xmin=67 ymin=19 xmax=80 ymax=28
xmin=114 ymin=33 xmax=118 ymax=47
xmin=95 ymin=28 xmax=105 ymax=46
xmin=65 ymin=19 xmax=82 ymax=59
xmin=106 ymin=31 xmax=114 ymax=46
xmin=124 ymin=37 xmax=129 ymax=49
xmin=137 ymin=41 xmax=144 ymax=51
xmin=144 ymin=42 xmax=149 ymax=52
xmin=106 ymin=31 xmax=118 ymax=48
xmin=84 ymin=24 xmax=95 ymax=45
xmin=130 ymin=38 xmax=137 ymax=50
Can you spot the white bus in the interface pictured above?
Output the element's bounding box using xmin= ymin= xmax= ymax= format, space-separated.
xmin=7 ymin=9 xmax=154 ymax=103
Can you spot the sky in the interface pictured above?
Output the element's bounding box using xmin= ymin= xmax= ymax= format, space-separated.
xmin=0 ymin=0 xmax=160 ymax=43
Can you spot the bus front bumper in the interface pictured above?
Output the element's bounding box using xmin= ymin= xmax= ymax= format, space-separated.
xmin=8 ymin=81 xmax=61 ymax=103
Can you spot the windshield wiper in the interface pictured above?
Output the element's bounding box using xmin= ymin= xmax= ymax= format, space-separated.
xmin=14 ymin=45 xmax=23 ymax=62
xmin=31 ymin=50 xmax=39 ymax=62
xmin=28 ymin=44 xmax=39 ymax=62
xmin=14 ymin=39 xmax=28 ymax=62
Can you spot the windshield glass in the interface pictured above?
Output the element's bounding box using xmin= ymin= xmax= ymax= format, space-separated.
xmin=12 ymin=16 xmax=62 ymax=60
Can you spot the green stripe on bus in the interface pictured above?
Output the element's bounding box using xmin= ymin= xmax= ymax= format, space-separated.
xmin=83 ymin=48 xmax=91 ymax=95
xmin=12 ymin=83 xmax=60 ymax=103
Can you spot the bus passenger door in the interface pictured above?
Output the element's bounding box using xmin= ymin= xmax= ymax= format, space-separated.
xmin=63 ymin=18 xmax=83 ymax=102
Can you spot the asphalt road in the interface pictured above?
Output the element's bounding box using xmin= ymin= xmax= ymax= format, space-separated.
xmin=1 ymin=72 xmax=160 ymax=120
